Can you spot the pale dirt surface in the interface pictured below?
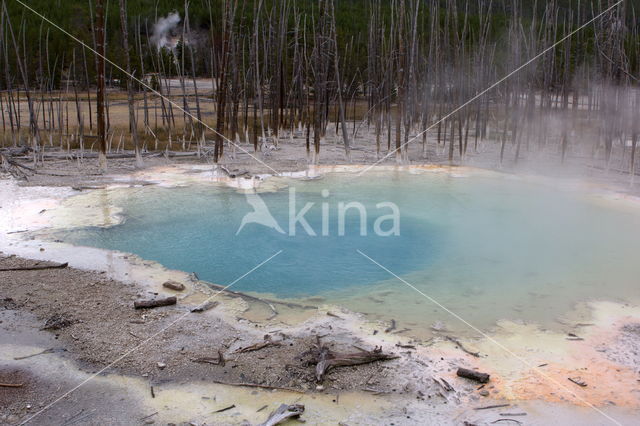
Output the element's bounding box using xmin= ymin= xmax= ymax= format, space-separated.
xmin=2 ymin=146 xmax=640 ymax=425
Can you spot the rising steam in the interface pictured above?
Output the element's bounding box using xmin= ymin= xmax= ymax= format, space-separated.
xmin=150 ymin=12 xmax=181 ymax=51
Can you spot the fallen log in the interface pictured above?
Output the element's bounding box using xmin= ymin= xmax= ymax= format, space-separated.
xmin=162 ymin=281 xmax=185 ymax=291
xmin=457 ymin=367 xmax=490 ymax=383
xmin=0 ymin=262 xmax=68 ymax=272
xmin=134 ymin=296 xmax=177 ymax=309
xmin=309 ymin=343 xmax=398 ymax=382
xmin=0 ymin=383 xmax=23 ymax=388
xmin=191 ymin=300 xmax=219 ymax=313
xmin=258 ymin=404 xmax=305 ymax=426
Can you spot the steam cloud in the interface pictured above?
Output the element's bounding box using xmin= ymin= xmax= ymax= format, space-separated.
xmin=151 ymin=12 xmax=181 ymax=51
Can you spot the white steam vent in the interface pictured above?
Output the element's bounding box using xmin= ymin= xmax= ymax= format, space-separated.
xmin=151 ymin=12 xmax=181 ymax=51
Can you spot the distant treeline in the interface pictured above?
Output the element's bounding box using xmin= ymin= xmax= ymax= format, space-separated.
xmin=1 ymin=0 xmax=639 ymax=168
xmin=1 ymin=0 xmax=639 ymax=90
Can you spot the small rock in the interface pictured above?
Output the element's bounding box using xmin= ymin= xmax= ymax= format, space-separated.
xmin=157 ymin=362 xmax=166 ymax=370
xmin=479 ymin=390 xmax=490 ymax=397
xmin=316 ymin=385 xmax=324 ymax=391
xmin=163 ymin=281 xmax=185 ymax=291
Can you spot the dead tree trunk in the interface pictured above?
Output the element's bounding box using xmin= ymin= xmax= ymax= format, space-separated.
xmin=96 ymin=0 xmax=107 ymax=170
xmin=118 ymin=0 xmax=142 ymax=167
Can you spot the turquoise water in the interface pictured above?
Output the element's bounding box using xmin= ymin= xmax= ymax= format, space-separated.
xmin=60 ymin=171 xmax=640 ymax=329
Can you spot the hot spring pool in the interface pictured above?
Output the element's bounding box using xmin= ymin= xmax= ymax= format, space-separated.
xmin=59 ymin=170 xmax=640 ymax=333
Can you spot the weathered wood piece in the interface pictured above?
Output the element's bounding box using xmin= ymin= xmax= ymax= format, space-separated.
xmin=234 ymin=335 xmax=281 ymax=353
xmin=446 ymin=335 xmax=480 ymax=357
xmin=309 ymin=343 xmax=398 ymax=382
xmin=457 ymin=367 xmax=490 ymax=383
xmin=0 ymin=262 xmax=68 ymax=272
xmin=258 ymin=404 xmax=305 ymax=426
xmin=191 ymin=301 xmax=218 ymax=313
xmin=162 ymin=281 xmax=185 ymax=291
xmin=134 ymin=296 xmax=176 ymax=309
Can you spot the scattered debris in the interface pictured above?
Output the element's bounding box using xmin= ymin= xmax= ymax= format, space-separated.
xmin=457 ymin=367 xmax=490 ymax=383
xmin=235 ymin=335 xmax=281 ymax=353
xmin=138 ymin=412 xmax=158 ymax=421
xmin=474 ymin=404 xmax=510 ymax=410
xmin=42 ymin=313 xmax=74 ymax=330
xmin=191 ymin=300 xmax=219 ymax=313
xmin=162 ymin=280 xmax=185 ymax=291
xmin=193 ymin=350 xmax=226 ymax=366
xmin=446 ymin=336 xmax=480 ymax=357
xmin=566 ymin=333 xmax=584 ymax=341
xmin=395 ymin=343 xmax=416 ymax=349
xmin=258 ymin=403 xmax=305 ymax=426
xmin=213 ymin=404 xmax=236 ymax=413
xmin=433 ymin=377 xmax=455 ymax=392
xmin=385 ymin=319 xmax=397 ymax=333
xmin=13 ymin=348 xmax=56 ymax=360
xmin=568 ymin=377 xmax=587 ymax=387
xmin=490 ymin=419 xmax=522 ymax=425
xmin=208 ymin=380 xmax=303 ymax=393
xmin=134 ymin=296 xmax=177 ymax=309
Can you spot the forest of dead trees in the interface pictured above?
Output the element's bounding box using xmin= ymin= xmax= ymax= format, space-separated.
xmin=0 ymin=0 xmax=639 ymax=176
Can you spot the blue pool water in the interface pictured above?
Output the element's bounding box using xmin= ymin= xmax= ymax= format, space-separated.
xmin=60 ymin=171 xmax=640 ymax=328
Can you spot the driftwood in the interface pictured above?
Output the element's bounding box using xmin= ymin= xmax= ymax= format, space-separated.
xmin=433 ymin=377 xmax=455 ymax=392
xmin=134 ymin=296 xmax=177 ymax=309
xmin=0 ymin=262 xmax=68 ymax=272
xmin=445 ymin=336 xmax=480 ymax=357
xmin=192 ymin=349 xmax=225 ymax=366
xmin=162 ymin=281 xmax=185 ymax=291
xmin=490 ymin=419 xmax=522 ymax=425
xmin=235 ymin=335 xmax=281 ymax=353
xmin=208 ymin=380 xmax=303 ymax=393
xmin=568 ymin=377 xmax=587 ymax=387
xmin=308 ymin=342 xmax=398 ymax=382
xmin=203 ymin=280 xmax=315 ymax=313
xmin=213 ymin=404 xmax=236 ymax=413
xmin=474 ymin=404 xmax=510 ymax=411
xmin=191 ymin=301 xmax=219 ymax=313
xmin=258 ymin=404 xmax=305 ymax=426
xmin=13 ymin=348 xmax=56 ymax=360
xmin=0 ymin=383 xmax=23 ymax=388
xmin=457 ymin=367 xmax=490 ymax=383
